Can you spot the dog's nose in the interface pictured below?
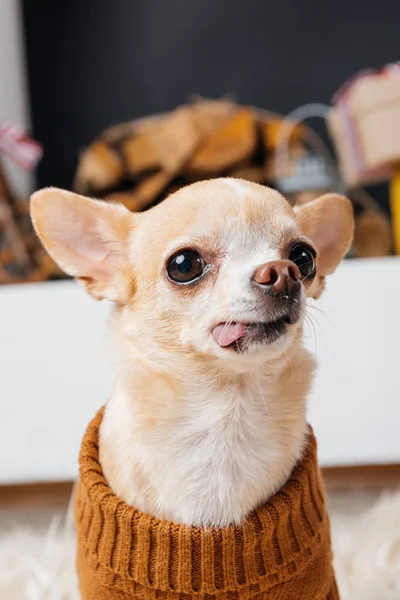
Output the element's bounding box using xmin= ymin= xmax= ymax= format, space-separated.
xmin=253 ymin=260 xmax=300 ymax=295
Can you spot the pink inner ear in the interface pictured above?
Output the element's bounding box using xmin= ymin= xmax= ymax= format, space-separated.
xmin=311 ymin=212 xmax=347 ymax=257
xmin=43 ymin=204 xmax=121 ymax=282
xmin=31 ymin=187 xmax=133 ymax=301
xmin=71 ymin=229 xmax=111 ymax=262
xmin=68 ymin=235 xmax=119 ymax=282
xmin=313 ymin=227 xmax=337 ymax=255
xmin=300 ymin=200 xmax=353 ymax=276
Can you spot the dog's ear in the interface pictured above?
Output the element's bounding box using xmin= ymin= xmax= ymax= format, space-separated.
xmin=294 ymin=193 xmax=354 ymax=298
xmin=31 ymin=188 xmax=135 ymax=302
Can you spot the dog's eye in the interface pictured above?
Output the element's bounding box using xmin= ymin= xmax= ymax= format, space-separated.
xmin=289 ymin=244 xmax=316 ymax=279
xmin=167 ymin=250 xmax=205 ymax=283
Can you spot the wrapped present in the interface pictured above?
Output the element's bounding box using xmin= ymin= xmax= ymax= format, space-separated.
xmin=328 ymin=63 xmax=400 ymax=187
xmin=0 ymin=121 xmax=60 ymax=284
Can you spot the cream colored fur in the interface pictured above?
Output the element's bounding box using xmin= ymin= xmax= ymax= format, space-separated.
xmin=30 ymin=178 xmax=353 ymax=527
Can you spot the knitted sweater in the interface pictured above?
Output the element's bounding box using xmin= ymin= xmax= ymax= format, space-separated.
xmin=75 ymin=409 xmax=339 ymax=599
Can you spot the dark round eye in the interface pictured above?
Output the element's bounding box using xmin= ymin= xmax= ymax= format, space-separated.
xmin=289 ymin=244 xmax=316 ymax=279
xmin=166 ymin=250 xmax=205 ymax=283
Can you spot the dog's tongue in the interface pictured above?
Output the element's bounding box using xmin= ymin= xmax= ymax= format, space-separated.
xmin=212 ymin=323 xmax=247 ymax=347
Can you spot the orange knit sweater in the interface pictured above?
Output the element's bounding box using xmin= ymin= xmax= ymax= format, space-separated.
xmin=75 ymin=409 xmax=339 ymax=599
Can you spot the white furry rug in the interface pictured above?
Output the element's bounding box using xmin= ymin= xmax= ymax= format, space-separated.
xmin=1 ymin=492 xmax=400 ymax=600
xmin=331 ymin=492 xmax=400 ymax=599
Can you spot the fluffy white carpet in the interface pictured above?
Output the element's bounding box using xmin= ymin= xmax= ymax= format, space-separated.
xmin=1 ymin=492 xmax=400 ymax=600
xmin=331 ymin=492 xmax=400 ymax=599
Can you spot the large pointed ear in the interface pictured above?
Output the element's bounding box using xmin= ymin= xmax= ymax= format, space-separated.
xmin=31 ymin=188 xmax=135 ymax=302
xmin=294 ymin=193 xmax=354 ymax=298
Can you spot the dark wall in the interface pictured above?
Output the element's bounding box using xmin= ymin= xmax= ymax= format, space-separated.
xmin=23 ymin=0 xmax=400 ymax=190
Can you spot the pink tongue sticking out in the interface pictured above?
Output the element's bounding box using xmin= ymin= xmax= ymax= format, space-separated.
xmin=212 ymin=323 xmax=247 ymax=347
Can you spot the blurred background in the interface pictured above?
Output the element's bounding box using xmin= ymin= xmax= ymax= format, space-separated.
xmin=1 ymin=1 xmax=400 ymax=598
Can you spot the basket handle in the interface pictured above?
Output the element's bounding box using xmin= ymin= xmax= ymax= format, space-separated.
xmin=274 ymin=103 xmax=341 ymax=191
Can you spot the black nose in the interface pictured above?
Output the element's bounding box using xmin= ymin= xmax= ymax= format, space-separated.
xmin=253 ymin=260 xmax=301 ymax=296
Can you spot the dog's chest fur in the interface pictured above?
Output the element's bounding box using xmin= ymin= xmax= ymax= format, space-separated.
xmin=100 ymin=345 xmax=313 ymax=527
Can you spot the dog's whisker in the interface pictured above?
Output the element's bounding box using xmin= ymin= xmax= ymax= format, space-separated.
xmin=301 ymin=269 xmax=317 ymax=284
xmin=256 ymin=377 xmax=271 ymax=418
xmin=304 ymin=309 xmax=329 ymax=356
xmin=306 ymin=302 xmax=333 ymax=326
xmin=306 ymin=303 xmax=331 ymax=354
xmin=304 ymin=313 xmax=318 ymax=354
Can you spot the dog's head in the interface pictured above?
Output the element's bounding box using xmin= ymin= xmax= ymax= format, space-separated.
xmin=31 ymin=179 xmax=353 ymax=371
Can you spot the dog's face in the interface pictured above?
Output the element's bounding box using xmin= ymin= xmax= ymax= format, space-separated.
xmin=31 ymin=179 xmax=353 ymax=371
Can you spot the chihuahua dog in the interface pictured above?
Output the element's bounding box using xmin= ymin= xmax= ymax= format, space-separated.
xmin=31 ymin=178 xmax=353 ymax=528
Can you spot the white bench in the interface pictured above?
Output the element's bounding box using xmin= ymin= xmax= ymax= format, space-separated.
xmin=0 ymin=256 xmax=399 ymax=484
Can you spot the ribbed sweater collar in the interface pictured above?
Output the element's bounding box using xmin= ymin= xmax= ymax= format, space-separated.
xmin=75 ymin=408 xmax=330 ymax=597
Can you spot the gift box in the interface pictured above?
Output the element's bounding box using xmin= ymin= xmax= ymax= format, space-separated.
xmin=328 ymin=64 xmax=400 ymax=187
xmin=0 ymin=122 xmax=60 ymax=283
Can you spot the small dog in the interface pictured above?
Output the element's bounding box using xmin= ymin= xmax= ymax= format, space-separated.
xmin=31 ymin=179 xmax=353 ymax=529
